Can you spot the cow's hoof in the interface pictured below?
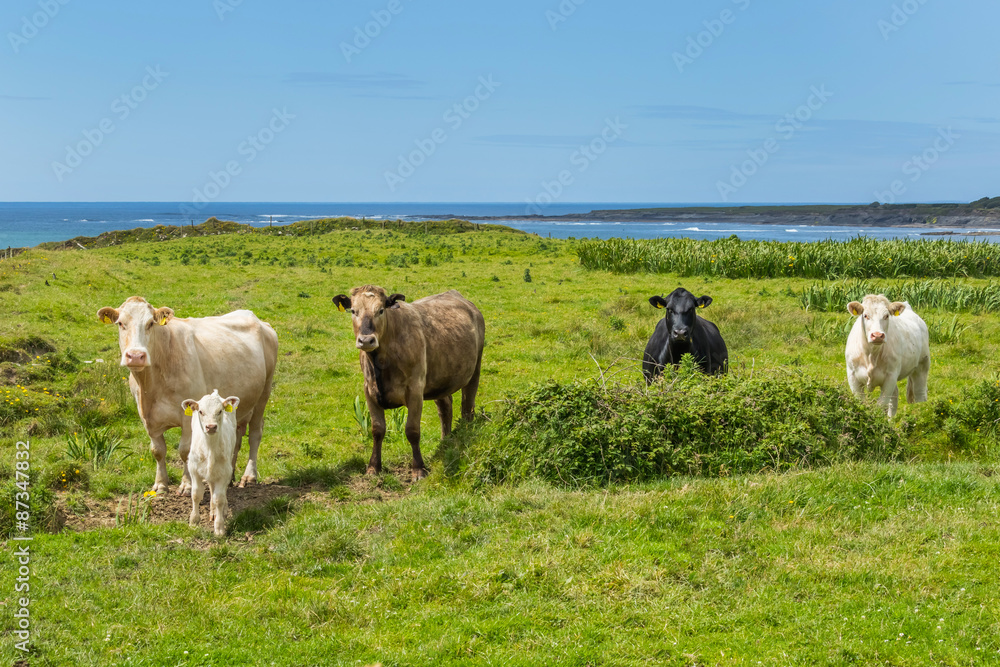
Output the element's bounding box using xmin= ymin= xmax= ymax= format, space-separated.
xmin=176 ymin=481 xmax=192 ymax=497
xmin=237 ymin=475 xmax=256 ymax=488
xmin=411 ymin=468 xmax=428 ymax=482
xmin=366 ymin=466 xmax=379 ymax=476
xmin=152 ymin=483 xmax=169 ymax=495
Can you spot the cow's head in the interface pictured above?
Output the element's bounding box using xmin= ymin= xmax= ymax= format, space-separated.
xmin=96 ymin=297 xmax=175 ymax=370
xmin=181 ymin=390 xmax=239 ymax=436
xmin=649 ymin=288 xmax=712 ymax=343
xmin=848 ymin=295 xmax=906 ymax=346
xmin=332 ymin=285 xmax=405 ymax=352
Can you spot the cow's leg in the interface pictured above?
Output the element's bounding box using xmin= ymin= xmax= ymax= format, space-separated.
xmin=878 ymin=376 xmax=900 ymax=418
xmin=149 ymin=432 xmax=170 ymax=495
xmin=210 ymin=481 xmax=228 ymax=537
xmin=435 ymin=396 xmax=453 ymax=438
xmin=177 ymin=423 xmax=193 ymax=497
xmin=405 ymin=395 xmax=427 ymax=480
xmin=189 ymin=474 xmax=204 ymax=528
xmin=847 ymin=369 xmax=866 ymax=398
xmin=907 ymin=355 xmax=930 ymax=404
xmin=231 ymin=422 xmax=247 ymax=486
xmin=239 ymin=410 xmax=262 ymax=488
xmin=367 ymin=396 xmax=386 ymax=475
xmin=461 ymin=351 xmax=483 ymax=422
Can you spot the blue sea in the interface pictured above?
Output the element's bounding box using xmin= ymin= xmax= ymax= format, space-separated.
xmin=1 ymin=202 xmax=997 ymax=248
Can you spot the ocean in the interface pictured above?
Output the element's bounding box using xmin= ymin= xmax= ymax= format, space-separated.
xmin=1 ymin=202 xmax=997 ymax=248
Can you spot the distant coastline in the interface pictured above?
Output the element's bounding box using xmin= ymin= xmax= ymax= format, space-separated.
xmin=424 ymin=199 xmax=1000 ymax=232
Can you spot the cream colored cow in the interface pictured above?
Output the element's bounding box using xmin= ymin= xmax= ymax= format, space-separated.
xmin=97 ymin=297 xmax=278 ymax=495
xmin=845 ymin=294 xmax=929 ymax=418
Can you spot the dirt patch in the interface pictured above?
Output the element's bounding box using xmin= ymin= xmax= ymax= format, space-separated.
xmin=59 ymin=464 xmax=419 ymax=533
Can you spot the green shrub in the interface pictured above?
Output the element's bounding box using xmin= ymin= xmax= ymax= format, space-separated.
xmin=464 ymin=368 xmax=903 ymax=487
xmin=798 ymin=279 xmax=1000 ymax=313
xmin=934 ymin=376 xmax=1000 ymax=448
xmin=578 ymin=236 xmax=1000 ymax=279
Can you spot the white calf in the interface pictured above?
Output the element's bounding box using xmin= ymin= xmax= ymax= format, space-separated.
xmin=845 ymin=295 xmax=930 ymax=418
xmin=182 ymin=391 xmax=240 ymax=536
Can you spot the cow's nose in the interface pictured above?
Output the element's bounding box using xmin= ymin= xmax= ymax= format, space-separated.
xmin=356 ymin=335 xmax=379 ymax=351
xmin=204 ymin=424 xmax=218 ymax=434
xmin=672 ymin=329 xmax=688 ymax=339
xmin=871 ymin=332 xmax=884 ymax=340
xmin=124 ymin=350 xmax=147 ymax=366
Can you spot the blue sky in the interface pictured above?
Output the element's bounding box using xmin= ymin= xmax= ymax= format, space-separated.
xmin=1 ymin=0 xmax=997 ymax=204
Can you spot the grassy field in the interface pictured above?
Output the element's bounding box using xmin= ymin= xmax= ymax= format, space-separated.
xmin=2 ymin=221 xmax=999 ymax=665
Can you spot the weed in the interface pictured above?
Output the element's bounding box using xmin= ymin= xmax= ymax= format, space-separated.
xmin=66 ymin=427 xmax=131 ymax=469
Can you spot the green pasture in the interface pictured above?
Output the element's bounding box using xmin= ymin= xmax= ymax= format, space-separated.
xmin=1 ymin=221 xmax=998 ymax=665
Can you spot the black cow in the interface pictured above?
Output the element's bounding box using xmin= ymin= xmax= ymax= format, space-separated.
xmin=642 ymin=288 xmax=728 ymax=382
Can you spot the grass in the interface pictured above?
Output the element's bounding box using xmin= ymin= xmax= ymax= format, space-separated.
xmin=578 ymin=236 xmax=1000 ymax=278
xmin=1 ymin=221 xmax=999 ymax=664
xmin=798 ymin=279 xmax=1000 ymax=313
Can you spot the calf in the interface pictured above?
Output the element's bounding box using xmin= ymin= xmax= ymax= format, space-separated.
xmin=642 ymin=287 xmax=728 ymax=382
xmin=182 ymin=391 xmax=240 ymax=536
xmin=846 ymin=294 xmax=930 ymax=417
xmin=332 ymin=286 xmax=485 ymax=480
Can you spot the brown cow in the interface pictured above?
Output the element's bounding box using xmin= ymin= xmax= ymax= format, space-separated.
xmin=332 ymin=286 xmax=485 ymax=480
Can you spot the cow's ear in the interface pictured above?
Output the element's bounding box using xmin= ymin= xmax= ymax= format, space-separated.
xmin=154 ymin=307 xmax=174 ymax=326
xmin=847 ymin=301 xmax=864 ymax=317
xmin=649 ymin=296 xmax=667 ymax=309
xmin=696 ymin=296 xmax=713 ymax=309
xmin=889 ymin=302 xmax=906 ymax=316
xmin=97 ymin=307 xmax=119 ymax=324
xmin=223 ymin=396 xmax=240 ymax=413
xmin=387 ymin=293 xmax=406 ymax=309
xmin=181 ymin=399 xmax=198 ymax=417
xmin=332 ymin=295 xmax=352 ymax=313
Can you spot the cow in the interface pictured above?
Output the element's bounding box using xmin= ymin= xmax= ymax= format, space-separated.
xmin=331 ymin=286 xmax=485 ymax=480
xmin=642 ymin=287 xmax=728 ymax=382
xmin=182 ymin=390 xmax=240 ymax=536
xmin=97 ymin=297 xmax=278 ymax=495
xmin=845 ymin=294 xmax=930 ymax=418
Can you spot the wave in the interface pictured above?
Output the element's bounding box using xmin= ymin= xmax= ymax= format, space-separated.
xmin=133 ymin=219 xmax=155 ymax=222
xmin=785 ymin=229 xmax=798 ymax=232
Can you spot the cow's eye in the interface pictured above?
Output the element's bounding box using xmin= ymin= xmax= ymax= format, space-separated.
xmin=378 ymin=308 xmax=385 ymax=315
xmin=864 ymin=314 xmax=869 ymax=319
xmin=146 ymin=321 xmax=154 ymax=329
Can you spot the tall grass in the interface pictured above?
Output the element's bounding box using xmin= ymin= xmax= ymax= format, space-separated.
xmin=798 ymin=279 xmax=1000 ymax=313
xmin=578 ymin=236 xmax=1000 ymax=278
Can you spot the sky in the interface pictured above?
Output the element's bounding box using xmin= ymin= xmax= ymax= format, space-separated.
xmin=1 ymin=0 xmax=998 ymax=205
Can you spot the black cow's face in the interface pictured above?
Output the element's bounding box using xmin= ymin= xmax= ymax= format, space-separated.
xmin=649 ymin=288 xmax=712 ymax=342
xmin=332 ymin=286 xmax=405 ymax=352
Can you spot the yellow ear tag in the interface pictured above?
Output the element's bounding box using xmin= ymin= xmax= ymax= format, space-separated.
xmin=337 ymin=303 xmax=345 ymax=312
xmin=655 ymin=303 xmax=664 ymax=309
xmin=184 ymin=407 xmax=193 ymax=416
xmin=225 ymin=404 xmax=233 ymax=413
xmin=102 ymin=316 xmax=112 ymax=324
xmin=698 ymin=304 xmax=705 ymax=308
xmin=159 ymin=317 xmax=168 ymax=326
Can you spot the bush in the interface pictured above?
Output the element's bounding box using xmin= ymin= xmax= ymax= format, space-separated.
xmin=933 ymin=376 xmax=1000 ymax=448
xmin=578 ymin=236 xmax=1000 ymax=279
xmin=464 ymin=368 xmax=903 ymax=487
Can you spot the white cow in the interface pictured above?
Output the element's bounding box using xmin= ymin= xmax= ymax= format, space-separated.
xmin=97 ymin=297 xmax=278 ymax=495
xmin=183 ymin=390 xmax=239 ymax=536
xmin=845 ymin=294 xmax=930 ymax=417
